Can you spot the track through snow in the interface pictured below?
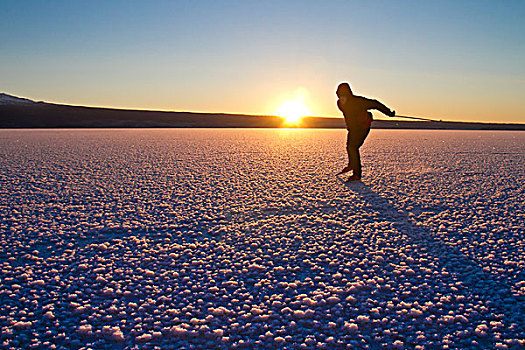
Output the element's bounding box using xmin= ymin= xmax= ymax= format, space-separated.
xmin=0 ymin=129 xmax=524 ymax=349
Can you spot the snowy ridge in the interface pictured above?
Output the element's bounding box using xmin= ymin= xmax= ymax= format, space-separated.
xmin=0 ymin=93 xmax=37 ymax=105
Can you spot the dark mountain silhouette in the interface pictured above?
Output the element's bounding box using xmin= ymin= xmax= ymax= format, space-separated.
xmin=1 ymin=93 xmax=524 ymax=130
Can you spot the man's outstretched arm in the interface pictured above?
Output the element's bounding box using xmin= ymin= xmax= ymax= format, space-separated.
xmin=367 ymin=99 xmax=395 ymax=117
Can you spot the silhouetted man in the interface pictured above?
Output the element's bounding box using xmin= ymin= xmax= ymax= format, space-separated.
xmin=336 ymin=82 xmax=395 ymax=181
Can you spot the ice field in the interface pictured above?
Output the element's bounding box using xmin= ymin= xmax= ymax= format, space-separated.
xmin=0 ymin=128 xmax=524 ymax=349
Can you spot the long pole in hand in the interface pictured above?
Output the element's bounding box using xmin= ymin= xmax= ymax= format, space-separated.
xmin=391 ymin=114 xmax=442 ymax=122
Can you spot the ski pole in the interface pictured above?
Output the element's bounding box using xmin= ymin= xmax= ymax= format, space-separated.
xmin=393 ymin=114 xmax=441 ymax=122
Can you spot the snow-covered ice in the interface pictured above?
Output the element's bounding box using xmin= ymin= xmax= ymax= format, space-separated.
xmin=0 ymin=128 xmax=524 ymax=349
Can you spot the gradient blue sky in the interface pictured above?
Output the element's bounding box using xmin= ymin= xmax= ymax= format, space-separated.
xmin=1 ymin=0 xmax=524 ymax=122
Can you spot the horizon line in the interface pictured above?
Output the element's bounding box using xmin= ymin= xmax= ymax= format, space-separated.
xmin=2 ymin=92 xmax=524 ymax=126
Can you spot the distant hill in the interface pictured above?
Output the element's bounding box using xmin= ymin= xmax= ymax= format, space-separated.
xmin=1 ymin=93 xmax=524 ymax=130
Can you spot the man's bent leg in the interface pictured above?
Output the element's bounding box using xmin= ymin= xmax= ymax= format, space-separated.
xmin=348 ymin=146 xmax=360 ymax=178
xmin=337 ymin=132 xmax=353 ymax=175
xmin=348 ymin=127 xmax=369 ymax=178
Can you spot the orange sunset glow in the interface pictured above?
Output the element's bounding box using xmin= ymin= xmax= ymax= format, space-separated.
xmin=275 ymin=88 xmax=311 ymax=126
xmin=276 ymin=99 xmax=310 ymax=125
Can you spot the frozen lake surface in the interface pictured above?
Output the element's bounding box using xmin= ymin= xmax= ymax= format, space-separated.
xmin=0 ymin=129 xmax=524 ymax=349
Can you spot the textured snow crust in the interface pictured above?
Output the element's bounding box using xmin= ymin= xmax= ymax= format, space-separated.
xmin=0 ymin=129 xmax=524 ymax=349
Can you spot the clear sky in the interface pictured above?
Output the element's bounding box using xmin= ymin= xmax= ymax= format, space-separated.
xmin=1 ymin=0 xmax=524 ymax=123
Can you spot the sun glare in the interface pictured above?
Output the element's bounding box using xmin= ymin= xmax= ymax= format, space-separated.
xmin=276 ymin=99 xmax=310 ymax=125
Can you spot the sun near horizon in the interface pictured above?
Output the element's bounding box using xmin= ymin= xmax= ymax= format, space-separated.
xmin=276 ymin=99 xmax=311 ymax=126
xmin=275 ymin=88 xmax=312 ymax=126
